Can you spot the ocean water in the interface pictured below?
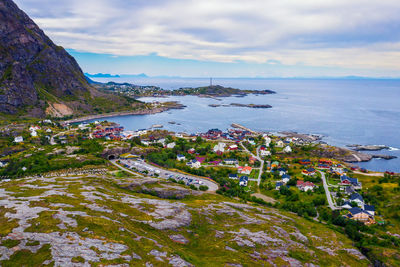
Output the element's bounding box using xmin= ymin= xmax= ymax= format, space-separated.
xmin=92 ymin=77 xmax=400 ymax=172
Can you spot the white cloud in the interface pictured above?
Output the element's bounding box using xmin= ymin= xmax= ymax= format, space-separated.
xmin=14 ymin=0 xmax=400 ymax=72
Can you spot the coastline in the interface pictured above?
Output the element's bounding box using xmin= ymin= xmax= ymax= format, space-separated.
xmin=64 ymin=103 xmax=185 ymax=124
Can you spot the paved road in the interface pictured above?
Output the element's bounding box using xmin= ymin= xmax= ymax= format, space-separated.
xmin=111 ymin=159 xmax=219 ymax=192
xmin=240 ymin=142 xmax=264 ymax=186
xmin=320 ymin=171 xmax=340 ymax=210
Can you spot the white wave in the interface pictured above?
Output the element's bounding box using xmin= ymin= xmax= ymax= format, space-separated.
xmin=389 ymin=147 xmax=399 ymax=151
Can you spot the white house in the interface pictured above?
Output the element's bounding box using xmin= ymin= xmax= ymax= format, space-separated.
xmin=213 ymin=142 xmax=226 ymax=153
xmin=14 ymin=136 xmax=23 ymax=143
xmin=224 ymin=159 xmax=239 ymax=165
xmin=46 ymin=128 xmax=52 ymax=133
xmin=260 ymin=150 xmax=271 ymax=157
xmin=166 ymin=142 xmax=176 ymax=149
xmin=276 ymin=140 xmax=284 ymax=148
xmin=177 ymin=154 xmax=186 ymax=161
xmin=136 ymin=129 xmax=148 ymax=135
xmin=263 ymin=135 xmax=271 ymax=146
xmin=239 ymin=176 xmax=249 ymax=187
xmin=187 ymin=160 xmax=201 ymax=169
xmin=247 ymin=138 xmax=256 ymax=145
xmin=283 ymin=146 xmax=292 ymax=153
xmin=31 ymin=130 xmax=38 ymax=137
xmin=175 ymin=133 xmax=183 ymax=138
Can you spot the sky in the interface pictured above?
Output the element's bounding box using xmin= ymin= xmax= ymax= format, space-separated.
xmin=14 ymin=0 xmax=400 ymax=78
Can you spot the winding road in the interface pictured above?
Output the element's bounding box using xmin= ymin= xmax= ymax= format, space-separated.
xmin=110 ymin=159 xmax=219 ymax=192
xmin=240 ymin=142 xmax=264 ymax=186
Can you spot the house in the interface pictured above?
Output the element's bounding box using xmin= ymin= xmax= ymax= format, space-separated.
xmin=296 ymin=180 xmax=316 ymax=192
xmin=350 ymin=193 xmax=364 ymax=208
xmin=137 ymin=129 xmax=148 ymax=135
xmin=229 ymin=173 xmax=238 ymax=179
xmin=260 ymin=149 xmax=271 ymax=157
xmin=277 ymin=168 xmax=287 ymax=176
xmin=188 ymin=148 xmax=196 ymax=154
xmin=299 ymin=159 xmax=312 ymax=165
xmin=283 ymin=146 xmax=292 ymax=153
xmin=30 ymin=130 xmax=37 ymax=137
xmin=177 ymin=154 xmax=186 ymax=161
xmin=346 ymin=207 xmax=375 ymax=224
xmin=275 ymin=181 xmax=284 ymax=190
xmin=319 ymin=159 xmax=333 ymax=165
xmin=213 ymin=142 xmax=226 ymax=153
xmin=345 ymin=186 xmax=356 ymax=195
xmin=224 ymin=159 xmax=239 ymax=165
xmin=281 ymin=174 xmax=291 ymax=184
xmin=247 ymin=138 xmax=256 ymax=145
xmin=271 ymin=161 xmax=279 ymax=169
xmin=186 ymin=160 xmax=201 ymax=169
xmin=276 ymin=140 xmax=284 ymax=148
xmin=14 ymin=136 xmax=23 ymax=143
xmin=239 ymin=176 xmax=249 ymax=187
xmin=340 ymin=175 xmax=362 ymax=189
xmin=228 ymin=144 xmax=238 ymax=151
xmin=364 ymin=205 xmax=375 ymax=216
xmin=317 ymin=164 xmax=330 ymax=169
xmin=263 ymin=135 xmax=271 ymax=146
xmin=249 ymin=156 xmax=258 ymax=164
xmin=45 ymin=128 xmax=52 ymax=133
xmin=166 ymin=142 xmax=176 ymax=149
xmin=302 ymin=168 xmax=316 ymax=176
xmin=238 ymin=166 xmax=252 ymax=175
xmin=341 ymin=201 xmax=353 ymax=209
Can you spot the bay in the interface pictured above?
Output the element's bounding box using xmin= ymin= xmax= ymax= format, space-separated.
xmin=91 ymin=77 xmax=400 ymax=172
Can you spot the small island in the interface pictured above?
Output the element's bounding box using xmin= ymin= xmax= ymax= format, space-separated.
xmin=209 ymin=103 xmax=272 ymax=109
xmin=90 ymin=80 xmax=276 ymax=98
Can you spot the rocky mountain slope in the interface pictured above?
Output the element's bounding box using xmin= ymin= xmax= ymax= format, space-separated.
xmin=0 ymin=0 xmax=139 ymax=117
xmin=0 ymin=170 xmax=370 ymax=266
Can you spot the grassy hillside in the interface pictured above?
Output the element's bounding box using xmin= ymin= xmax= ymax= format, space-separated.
xmin=0 ymin=168 xmax=370 ymax=266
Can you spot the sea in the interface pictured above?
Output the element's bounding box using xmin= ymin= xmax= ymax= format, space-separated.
xmin=91 ymin=77 xmax=400 ymax=173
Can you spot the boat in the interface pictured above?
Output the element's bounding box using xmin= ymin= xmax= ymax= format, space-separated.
xmin=151 ymin=124 xmax=163 ymax=128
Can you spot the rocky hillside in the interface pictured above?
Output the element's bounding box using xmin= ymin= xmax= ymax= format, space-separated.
xmin=0 ymin=0 xmax=139 ymax=117
xmin=0 ymin=169 xmax=370 ymax=266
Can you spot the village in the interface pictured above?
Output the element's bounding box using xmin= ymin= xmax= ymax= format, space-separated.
xmin=1 ymin=119 xmax=396 ymax=228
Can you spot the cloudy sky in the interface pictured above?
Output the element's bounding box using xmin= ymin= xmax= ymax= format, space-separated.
xmin=14 ymin=0 xmax=400 ymax=77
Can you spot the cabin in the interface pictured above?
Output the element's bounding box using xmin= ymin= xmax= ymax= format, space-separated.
xmin=228 ymin=144 xmax=238 ymax=151
xmin=188 ymin=148 xmax=196 ymax=154
xmin=14 ymin=136 xmax=23 ymax=143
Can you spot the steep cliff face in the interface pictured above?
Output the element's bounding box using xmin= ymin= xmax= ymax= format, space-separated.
xmin=0 ymin=0 xmax=97 ymax=116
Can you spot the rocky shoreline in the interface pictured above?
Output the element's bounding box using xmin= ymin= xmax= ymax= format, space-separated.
xmin=64 ymin=102 xmax=185 ymax=124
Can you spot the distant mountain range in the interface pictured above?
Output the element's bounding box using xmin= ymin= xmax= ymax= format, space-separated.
xmin=85 ymin=73 xmax=149 ymax=78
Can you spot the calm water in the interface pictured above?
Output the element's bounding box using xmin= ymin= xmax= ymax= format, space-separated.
xmin=92 ymin=77 xmax=400 ymax=172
